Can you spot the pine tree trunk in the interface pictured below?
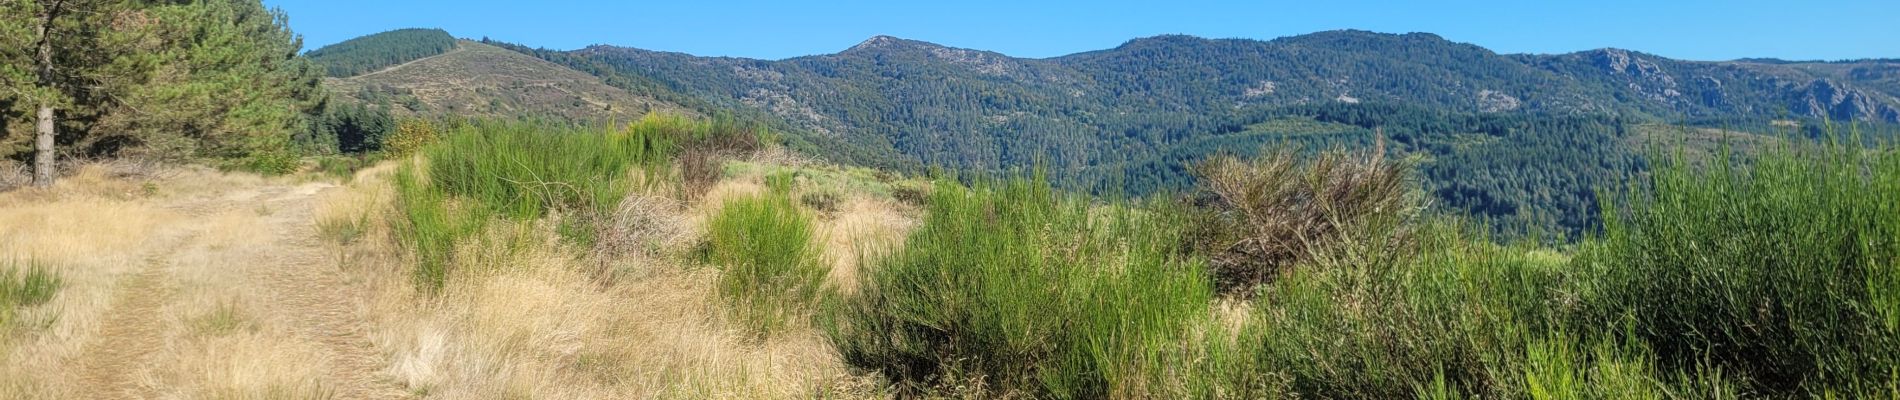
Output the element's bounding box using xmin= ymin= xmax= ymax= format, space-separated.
xmin=34 ymin=106 xmax=55 ymax=187
xmin=31 ymin=1 xmax=62 ymax=187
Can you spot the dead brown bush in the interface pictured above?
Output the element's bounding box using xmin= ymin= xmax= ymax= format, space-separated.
xmin=673 ymin=120 xmax=765 ymax=201
xmin=1189 ymin=146 xmax=1421 ymax=296
xmin=677 ymin=148 xmax=723 ymax=201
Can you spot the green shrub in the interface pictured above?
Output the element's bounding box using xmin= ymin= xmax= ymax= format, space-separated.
xmin=669 ymin=114 xmax=769 ymax=199
xmin=306 ymin=101 xmax=395 ymax=154
xmin=825 ymin=177 xmax=1215 ymax=398
xmin=1234 ymin=225 xmax=1583 ymax=398
xmin=391 ymin=120 xmax=671 ymax=291
xmin=420 ymin=120 xmax=675 ymax=223
xmin=1579 ymin=140 xmax=1900 ymax=394
xmin=0 ymin=261 xmax=59 ymax=309
xmin=386 ymin=115 xmax=766 ymax=292
xmin=381 ymin=118 xmax=440 ymax=157
xmin=392 ymin=166 xmax=487 ymax=292
xmin=227 ymin=137 xmax=302 ymax=176
xmin=889 ymin=180 xmax=932 ymax=207
xmin=313 ymin=154 xmax=380 ymax=181
xmin=706 ymin=192 xmax=823 ymax=336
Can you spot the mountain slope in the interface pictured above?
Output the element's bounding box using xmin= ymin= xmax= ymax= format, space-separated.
xmin=1525 ymin=49 xmax=1900 ymax=123
xmin=495 ymin=30 xmax=1896 ymax=238
xmin=324 ymin=40 xmax=691 ymax=121
xmin=546 ymin=30 xmax=1899 ymax=172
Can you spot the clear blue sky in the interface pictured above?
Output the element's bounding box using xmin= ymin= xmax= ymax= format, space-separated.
xmin=266 ymin=0 xmax=1899 ymax=61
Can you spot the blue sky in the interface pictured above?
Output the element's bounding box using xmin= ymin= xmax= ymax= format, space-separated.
xmin=267 ymin=0 xmax=1899 ymax=61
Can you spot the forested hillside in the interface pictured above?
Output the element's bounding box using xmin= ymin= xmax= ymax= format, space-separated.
xmin=305 ymin=28 xmax=457 ymax=77
xmin=493 ymin=30 xmax=1899 ymax=239
xmin=528 ymin=31 xmax=1900 ymax=174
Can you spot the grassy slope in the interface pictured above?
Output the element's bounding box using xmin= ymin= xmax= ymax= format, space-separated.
xmin=324 ymin=40 xmax=694 ymax=122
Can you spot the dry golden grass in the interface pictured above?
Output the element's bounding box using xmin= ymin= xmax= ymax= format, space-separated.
xmin=0 ymin=163 xmax=370 ymax=399
xmin=364 ymin=244 xmax=865 ymax=398
xmin=0 ymin=156 xmax=902 ymax=399
xmin=324 ymin=159 xmax=888 ymax=398
xmin=0 ymin=168 xmax=178 ymax=398
xmin=817 ymin=196 xmax=914 ymax=293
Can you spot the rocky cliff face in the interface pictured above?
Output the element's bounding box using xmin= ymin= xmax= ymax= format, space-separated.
xmin=1541 ymin=48 xmax=1900 ymax=123
xmin=1795 ymin=79 xmax=1900 ymax=122
xmin=1591 ymin=49 xmax=1686 ymax=105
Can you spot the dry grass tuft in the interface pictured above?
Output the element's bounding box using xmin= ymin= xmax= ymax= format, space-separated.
xmin=594 ymin=192 xmax=690 ymax=279
xmin=817 ymin=196 xmax=915 ymax=293
xmin=329 ymin=158 xmax=880 ymax=398
xmin=0 ymin=162 xmax=26 ymax=191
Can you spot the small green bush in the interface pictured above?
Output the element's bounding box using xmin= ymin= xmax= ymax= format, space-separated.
xmin=316 ymin=212 xmax=369 ymax=245
xmin=707 ymin=192 xmax=823 ymax=336
xmin=825 ymin=177 xmax=1214 ymax=398
xmin=313 ymin=154 xmax=380 ymax=181
xmin=1236 ymin=227 xmax=1584 ymax=398
xmin=381 ymin=118 xmax=440 ymax=157
xmin=228 ymin=138 xmax=302 ymax=176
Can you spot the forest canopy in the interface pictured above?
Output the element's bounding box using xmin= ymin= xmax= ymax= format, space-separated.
xmin=305 ymin=28 xmax=457 ymax=78
xmin=0 ymin=0 xmax=326 ymax=174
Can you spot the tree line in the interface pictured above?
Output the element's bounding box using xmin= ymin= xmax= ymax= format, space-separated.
xmin=305 ymin=28 xmax=456 ymax=78
xmin=0 ymin=0 xmax=437 ymax=187
xmin=1 ymin=0 xmax=325 ymax=184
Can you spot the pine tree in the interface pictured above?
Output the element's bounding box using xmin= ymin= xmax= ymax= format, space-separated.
xmin=0 ymin=0 xmax=122 ymax=186
xmin=96 ymin=0 xmax=325 ymax=163
xmin=1 ymin=0 xmax=327 ymax=179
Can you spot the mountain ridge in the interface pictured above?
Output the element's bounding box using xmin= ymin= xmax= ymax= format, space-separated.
xmin=565 ymin=30 xmax=1900 ymax=124
xmin=315 ymin=28 xmax=1900 ymax=237
xmin=567 ymin=30 xmax=1900 ymax=123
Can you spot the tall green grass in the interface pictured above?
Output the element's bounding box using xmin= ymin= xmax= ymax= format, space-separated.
xmin=421 ymin=120 xmax=675 ymax=223
xmin=1579 ymin=139 xmax=1900 ymax=395
xmin=824 ymin=178 xmax=1216 ymax=398
xmin=388 ymin=115 xmax=765 ymax=292
xmin=392 ymin=165 xmax=489 ymax=291
xmin=1230 ymin=137 xmax=1900 ymax=398
xmin=706 ymin=188 xmax=824 ymax=337
xmin=1230 ymin=226 xmax=1651 ymax=398
xmin=0 ymin=259 xmax=62 ymax=329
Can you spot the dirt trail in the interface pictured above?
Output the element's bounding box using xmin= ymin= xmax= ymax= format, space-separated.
xmin=348 ymin=44 xmax=467 ymax=79
xmin=256 ymin=183 xmax=410 ymax=399
xmin=63 ymin=179 xmax=408 ymax=399
xmin=72 ymin=244 xmax=185 ymax=399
